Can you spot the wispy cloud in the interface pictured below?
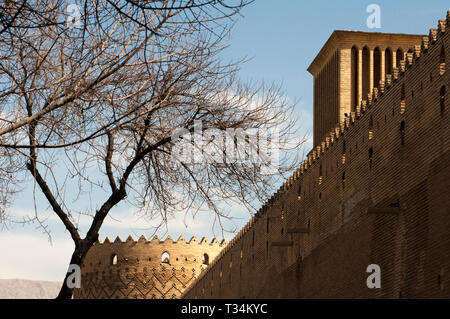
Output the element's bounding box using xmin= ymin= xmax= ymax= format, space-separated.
xmin=0 ymin=232 xmax=73 ymax=281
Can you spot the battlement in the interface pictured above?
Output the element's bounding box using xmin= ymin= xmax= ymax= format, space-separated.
xmin=97 ymin=235 xmax=226 ymax=246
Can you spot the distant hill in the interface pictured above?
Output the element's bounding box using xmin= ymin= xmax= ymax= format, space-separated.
xmin=0 ymin=279 xmax=61 ymax=299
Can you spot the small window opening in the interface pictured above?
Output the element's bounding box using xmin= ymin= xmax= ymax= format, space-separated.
xmin=203 ymin=253 xmax=209 ymax=265
xmin=368 ymin=147 xmax=374 ymax=169
xmin=440 ymin=86 xmax=446 ymax=117
xmin=400 ymin=121 xmax=406 ymax=146
xmin=161 ymin=251 xmax=170 ymax=264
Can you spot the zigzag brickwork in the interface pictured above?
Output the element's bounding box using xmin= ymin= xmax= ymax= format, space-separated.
xmin=183 ymin=12 xmax=450 ymax=299
xmin=73 ymin=235 xmax=225 ymax=299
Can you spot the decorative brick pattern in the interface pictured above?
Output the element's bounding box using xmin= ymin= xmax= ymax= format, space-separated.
xmin=73 ymin=236 xmax=225 ymax=299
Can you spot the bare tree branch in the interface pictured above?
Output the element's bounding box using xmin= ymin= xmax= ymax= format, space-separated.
xmin=0 ymin=0 xmax=302 ymax=299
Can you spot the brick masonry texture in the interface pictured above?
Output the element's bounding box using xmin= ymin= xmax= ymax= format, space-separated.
xmin=183 ymin=12 xmax=450 ymax=299
xmin=73 ymin=236 xmax=225 ymax=299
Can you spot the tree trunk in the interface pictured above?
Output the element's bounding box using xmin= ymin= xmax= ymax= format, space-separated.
xmin=56 ymin=240 xmax=93 ymax=299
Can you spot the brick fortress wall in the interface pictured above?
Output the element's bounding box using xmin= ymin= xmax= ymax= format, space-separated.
xmin=73 ymin=235 xmax=225 ymax=299
xmin=183 ymin=12 xmax=450 ymax=299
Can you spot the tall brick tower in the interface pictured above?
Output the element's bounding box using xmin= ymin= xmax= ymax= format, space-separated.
xmin=308 ymin=31 xmax=424 ymax=146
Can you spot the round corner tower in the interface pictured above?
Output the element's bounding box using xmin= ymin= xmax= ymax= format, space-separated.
xmin=73 ymin=235 xmax=226 ymax=299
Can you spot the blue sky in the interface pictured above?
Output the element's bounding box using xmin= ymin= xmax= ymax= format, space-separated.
xmin=225 ymin=0 xmax=448 ymax=112
xmin=0 ymin=1 xmax=448 ymax=282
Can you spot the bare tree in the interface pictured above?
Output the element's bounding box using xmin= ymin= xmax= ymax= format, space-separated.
xmin=0 ymin=0 xmax=302 ymax=298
